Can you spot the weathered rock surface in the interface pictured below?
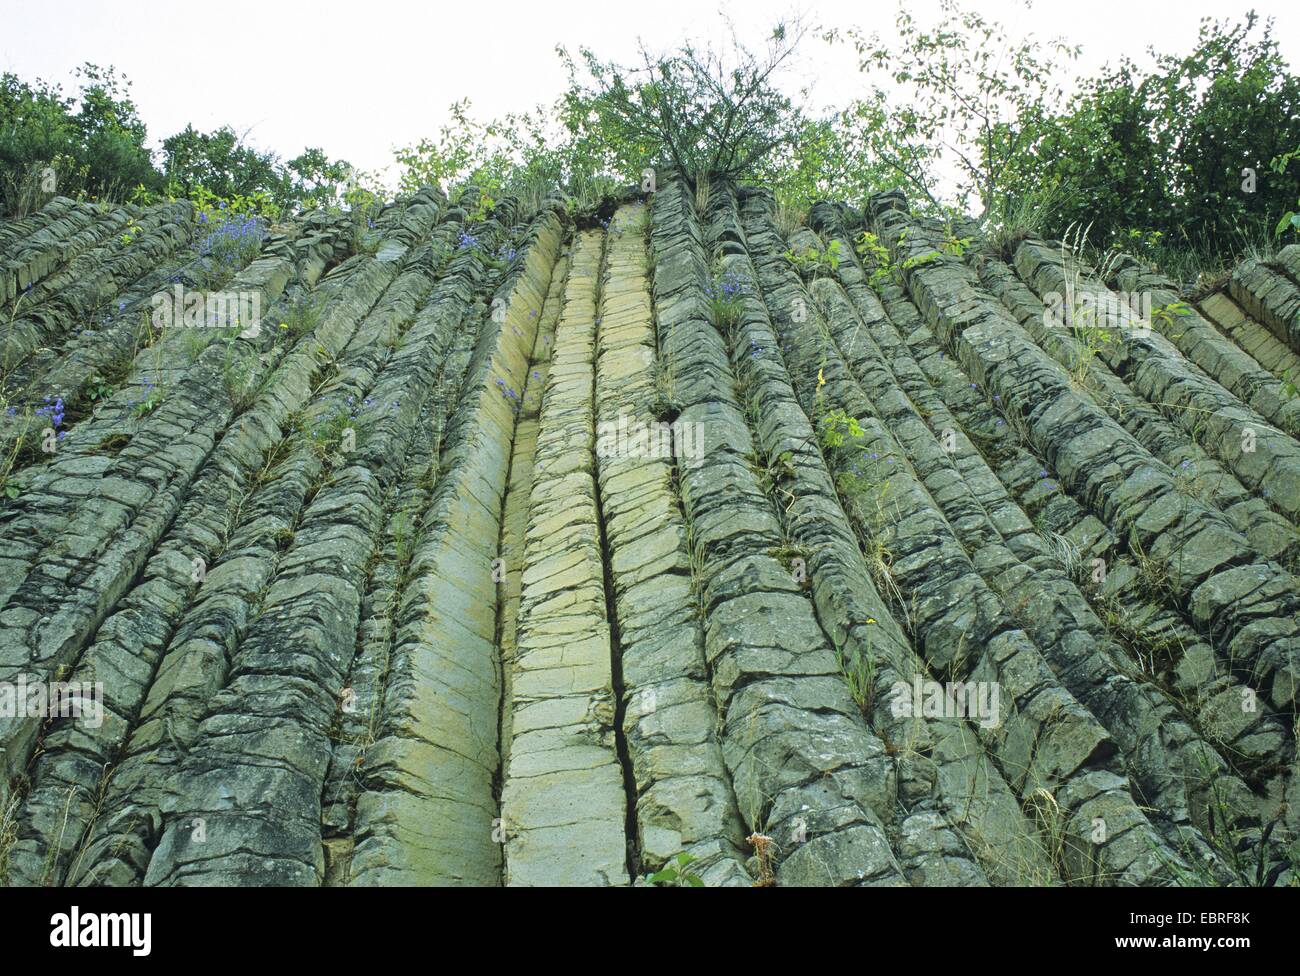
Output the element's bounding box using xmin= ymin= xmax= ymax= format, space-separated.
xmin=0 ymin=180 xmax=1295 ymax=886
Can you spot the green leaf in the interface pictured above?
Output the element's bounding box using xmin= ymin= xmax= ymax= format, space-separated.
xmin=686 ymin=875 xmax=705 ymax=887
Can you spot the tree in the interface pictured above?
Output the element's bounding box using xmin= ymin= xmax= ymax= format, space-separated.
xmin=285 ymin=147 xmax=356 ymax=211
xmin=1006 ymin=12 xmax=1300 ymax=254
xmin=161 ymin=125 xmax=285 ymax=202
xmin=836 ymin=0 xmax=1078 ymax=220
xmin=560 ymin=19 xmax=811 ymax=187
xmin=0 ymin=63 xmax=160 ymax=216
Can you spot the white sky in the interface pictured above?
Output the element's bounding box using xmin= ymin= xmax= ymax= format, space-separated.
xmin=2 ymin=0 xmax=1296 ymax=191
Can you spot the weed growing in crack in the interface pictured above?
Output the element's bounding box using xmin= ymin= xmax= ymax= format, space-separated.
xmin=309 ymin=397 xmax=361 ymax=457
xmin=0 ymin=788 xmax=21 ymax=883
xmin=309 ymin=395 xmax=378 ymax=460
xmin=757 ymin=449 xmax=798 ymax=515
xmin=1279 ymin=369 xmax=1299 ymax=401
xmin=839 ymin=619 xmax=879 ymax=715
xmin=646 ymin=851 xmax=704 ymax=887
xmin=784 ymin=238 xmax=843 ymax=281
xmin=351 ymin=218 xmax=380 ymax=257
xmin=1159 ymin=752 xmax=1294 ymax=887
xmin=649 ymin=354 xmax=680 ymax=423
xmin=693 ymin=172 xmax=711 ymax=218
xmin=492 ymin=375 xmax=523 ymax=415
xmin=1024 ymin=786 xmax=1075 ymax=882
xmin=220 ymin=339 xmax=260 ymax=412
xmin=38 ymin=784 xmax=80 ymax=886
xmin=83 ymin=372 xmax=117 ymax=405
xmin=34 ymin=394 xmax=66 ymax=444
xmin=129 ymin=376 xmax=164 ymax=419
xmin=819 ymin=408 xmax=892 ymax=511
xmin=1170 ymin=456 xmax=1218 ymax=505
xmin=855 ymin=230 xmax=895 ymax=293
xmin=391 ymin=510 xmax=415 ymax=569
xmin=197 ymin=212 xmax=266 ymax=270
xmin=682 ymin=518 xmax=709 ymax=620
xmin=487 ymin=244 xmax=518 ymax=271
xmin=1099 ymin=595 xmax=1186 ymax=682
xmin=747 ymin=831 xmax=777 ymax=887
xmin=939 ymin=225 xmax=974 ymax=258
xmin=279 ymin=293 xmax=326 ymax=340
xmin=814 ymin=405 xmax=903 ymax=611
xmin=1066 ymin=305 xmax=1113 ymax=389
xmin=1043 ymin=530 xmax=1084 ymax=582
xmin=1126 ymin=529 xmax=1173 ymax=603
xmin=1149 ymin=298 xmax=1192 ymax=334
xmin=705 ymin=264 xmax=749 ymax=333
xmin=0 ymin=423 xmax=27 ymax=499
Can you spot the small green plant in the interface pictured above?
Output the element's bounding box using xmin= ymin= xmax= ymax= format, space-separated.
xmin=1113 ymin=227 xmax=1165 ymax=261
xmin=343 ymin=178 xmax=385 ymax=256
xmin=308 ymin=395 xmax=376 ymax=460
xmin=392 ymin=510 xmax=415 ymax=567
xmin=939 ymin=226 xmax=973 ymax=257
xmin=650 ymin=354 xmax=680 ymax=422
xmin=482 ymin=243 xmax=519 ymax=273
xmin=1150 ymin=299 xmax=1192 ymax=331
xmin=784 ymin=239 xmax=843 ymax=280
xmin=900 ymin=250 xmax=944 ymax=272
xmin=279 ymin=293 xmax=325 ymax=340
xmin=1067 ymin=303 xmax=1113 ymax=387
xmin=758 ymin=450 xmax=796 ymax=502
xmin=647 ymin=851 xmax=704 ymax=887
xmin=818 ymin=406 xmax=863 ymax=450
xmin=1281 ymin=369 xmax=1298 ymax=400
xmin=818 ymin=408 xmax=895 ymax=510
xmin=466 ymin=185 xmax=497 ymax=223
xmin=119 ymin=217 xmax=143 ymax=246
xmin=309 ymin=409 xmax=355 ymax=459
xmin=706 ymin=265 xmax=749 ymax=332
xmin=130 ymin=380 xmax=164 ymax=418
xmin=816 ymin=404 xmax=899 ymax=606
xmin=84 ymin=372 xmax=116 ymax=404
xmin=839 ymin=618 xmax=878 ymax=714
xmin=0 ymin=789 xmax=23 ymax=884
xmin=818 ymin=407 xmax=881 ymax=490
xmin=0 ymin=425 xmax=25 ymax=500
xmin=220 ymin=339 xmax=259 ymax=411
xmin=855 ymin=230 xmax=896 ymax=292
xmin=1270 ymin=146 xmax=1300 ymax=239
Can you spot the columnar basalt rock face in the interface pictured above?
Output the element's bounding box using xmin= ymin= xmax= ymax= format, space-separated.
xmin=499 ymin=228 xmax=631 ymax=886
xmin=0 ymin=179 xmax=1296 ymax=886
xmin=593 ymin=203 xmax=750 ymax=885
